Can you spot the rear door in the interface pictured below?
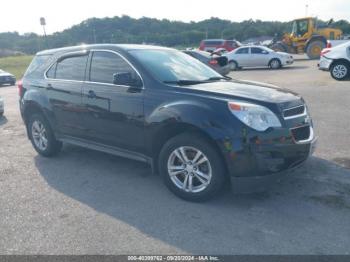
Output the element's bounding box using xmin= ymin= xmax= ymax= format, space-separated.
xmin=81 ymin=50 xmax=144 ymax=152
xmin=45 ymin=52 xmax=88 ymax=138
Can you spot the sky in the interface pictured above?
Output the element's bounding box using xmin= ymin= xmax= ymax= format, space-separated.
xmin=0 ymin=0 xmax=349 ymax=35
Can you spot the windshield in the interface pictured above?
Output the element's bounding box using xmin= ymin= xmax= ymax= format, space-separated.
xmin=129 ymin=49 xmax=222 ymax=83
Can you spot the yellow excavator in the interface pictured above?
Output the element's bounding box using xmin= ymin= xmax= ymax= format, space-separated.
xmin=270 ymin=17 xmax=342 ymax=59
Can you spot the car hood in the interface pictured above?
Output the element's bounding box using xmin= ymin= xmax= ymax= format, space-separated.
xmin=0 ymin=72 xmax=14 ymax=77
xmin=276 ymin=51 xmax=290 ymax=57
xmin=182 ymin=79 xmax=301 ymax=104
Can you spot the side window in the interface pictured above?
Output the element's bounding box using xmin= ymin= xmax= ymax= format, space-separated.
xmin=89 ymin=51 xmax=136 ymax=84
xmin=46 ymin=64 xmax=56 ymax=78
xmin=55 ymin=55 xmax=88 ymax=81
xmin=236 ymin=48 xmax=249 ymax=54
xmin=251 ymin=47 xmax=264 ymax=54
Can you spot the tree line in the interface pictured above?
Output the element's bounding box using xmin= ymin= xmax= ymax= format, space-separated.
xmin=1 ymin=16 xmax=350 ymax=55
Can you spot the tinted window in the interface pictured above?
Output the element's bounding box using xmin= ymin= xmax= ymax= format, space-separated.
xmin=236 ymin=48 xmax=249 ymax=54
xmin=251 ymin=47 xmax=265 ymax=54
xmin=24 ymin=54 xmax=52 ymax=78
xmin=90 ymin=51 xmax=136 ymax=84
xmin=46 ymin=64 xmax=56 ymax=78
xmin=55 ymin=55 xmax=88 ymax=81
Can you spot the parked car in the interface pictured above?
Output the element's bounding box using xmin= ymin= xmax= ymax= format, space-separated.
xmin=0 ymin=96 xmax=3 ymax=116
xmin=318 ymin=41 xmax=350 ymax=80
xmin=182 ymin=50 xmax=231 ymax=76
xmin=199 ymin=39 xmax=241 ymax=53
xmin=20 ymin=44 xmax=316 ymax=201
xmin=0 ymin=69 xmax=16 ymax=86
xmin=225 ymin=45 xmax=294 ymax=70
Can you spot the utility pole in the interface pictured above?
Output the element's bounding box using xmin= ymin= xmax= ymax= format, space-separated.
xmin=305 ymin=4 xmax=309 ymax=16
xmin=40 ymin=17 xmax=49 ymax=48
xmin=93 ymin=29 xmax=97 ymax=44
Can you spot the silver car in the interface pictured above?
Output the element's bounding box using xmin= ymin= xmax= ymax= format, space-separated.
xmin=0 ymin=96 xmax=4 ymax=116
xmin=225 ymin=45 xmax=294 ymax=70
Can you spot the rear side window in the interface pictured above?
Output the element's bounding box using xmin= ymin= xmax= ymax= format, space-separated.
xmin=89 ymin=51 xmax=136 ymax=84
xmin=236 ymin=48 xmax=249 ymax=54
xmin=55 ymin=55 xmax=88 ymax=81
xmin=24 ymin=55 xmax=52 ymax=78
xmin=251 ymin=47 xmax=264 ymax=54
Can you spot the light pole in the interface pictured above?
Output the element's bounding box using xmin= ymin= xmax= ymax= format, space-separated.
xmin=40 ymin=17 xmax=49 ymax=48
xmin=305 ymin=4 xmax=309 ymax=16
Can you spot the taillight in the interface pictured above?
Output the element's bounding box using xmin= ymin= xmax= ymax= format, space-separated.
xmin=326 ymin=41 xmax=332 ymax=48
xmin=321 ymin=49 xmax=331 ymax=57
xmin=18 ymin=80 xmax=23 ymax=97
xmin=209 ymin=59 xmax=218 ymax=65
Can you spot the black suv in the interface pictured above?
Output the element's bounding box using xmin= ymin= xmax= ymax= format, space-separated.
xmin=20 ymin=44 xmax=317 ymax=201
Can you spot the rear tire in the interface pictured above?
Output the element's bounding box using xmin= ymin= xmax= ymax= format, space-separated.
xmin=28 ymin=113 xmax=62 ymax=157
xmin=306 ymin=40 xmax=326 ymax=59
xmin=330 ymin=61 xmax=349 ymax=81
xmin=159 ymin=133 xmax=226 ymax=202
xmin=269 ymin=58 xmax=281 ymax=69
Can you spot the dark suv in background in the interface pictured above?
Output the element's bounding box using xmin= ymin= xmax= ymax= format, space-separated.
xmin=20 ymin=44 xmax=316 ymax=201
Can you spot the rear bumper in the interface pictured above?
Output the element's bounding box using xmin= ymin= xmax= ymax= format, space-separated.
xmin=318 ymin=57 xmax=332 ymax=71
xmin=216 ymin=65 xmax=231 ymax=76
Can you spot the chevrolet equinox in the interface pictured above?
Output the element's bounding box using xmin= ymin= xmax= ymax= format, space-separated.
xmin=20 ymin=44 xmax=317 ymax=201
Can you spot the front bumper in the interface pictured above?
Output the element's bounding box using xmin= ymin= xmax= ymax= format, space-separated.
xmin=0 ymin=77 xmax=16 ymax=85
xmin=318 ymin=56 xmax=332 ymax=71
xmin=221 ymin=124 xmax=317 ymax=178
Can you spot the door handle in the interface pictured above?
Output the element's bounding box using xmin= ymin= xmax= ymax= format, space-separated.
xmin=87 ymin=90 xmax=97 ymax=99
xmin=46 ymin=83 xmax=53 ymax=90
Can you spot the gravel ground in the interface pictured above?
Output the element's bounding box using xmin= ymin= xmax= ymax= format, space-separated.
xmin=0 ymin=59 xmax=349 ymax=255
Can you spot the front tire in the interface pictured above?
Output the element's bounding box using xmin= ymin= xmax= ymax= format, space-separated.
xmin=28 ymin=113 xmax=62 ymax=157
xmin=330 ymin=61 xmax=349 ymax=81
xmin=159 ymin=133 xmax=226 ymax=202
xmin=269 ymin=58 xmax=281 ymax=69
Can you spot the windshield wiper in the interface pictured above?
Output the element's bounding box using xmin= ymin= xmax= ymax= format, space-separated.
xmin=206 ymin=76 xmax=232 ymax=81
xmin=163 ymin=80 xmax=206 ymax=86
xmin=164 ymin=76 xmax=232 ymax=86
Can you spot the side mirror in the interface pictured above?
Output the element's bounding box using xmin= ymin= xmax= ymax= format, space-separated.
xmin=113 ymin=72 xmax=142 ymax=87
xmin=262 ymin=50 xmax=269 ymax=54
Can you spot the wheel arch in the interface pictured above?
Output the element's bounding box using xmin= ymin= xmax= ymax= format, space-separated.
xmin=150 ymin=122 xmax=230 ymax=178
xmin=330 ymin=58 xmax=350 ymax=69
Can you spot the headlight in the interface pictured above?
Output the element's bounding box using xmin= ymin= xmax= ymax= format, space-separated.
xmin=228 ymin=101 xmax=281 ymax=131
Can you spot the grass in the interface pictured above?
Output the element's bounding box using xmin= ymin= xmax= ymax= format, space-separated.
xmin=0 ymin=55 xmax=34 ymax=80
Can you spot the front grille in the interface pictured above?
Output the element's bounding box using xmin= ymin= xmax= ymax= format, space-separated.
xmin=291 ymin=125 xmax=310 ymax=142
xmin=283 ymin=105 xmax=305 ymax=119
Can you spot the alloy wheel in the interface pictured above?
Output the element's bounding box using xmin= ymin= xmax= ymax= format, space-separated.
xmin=31 ymin=120 xmax=48 ymax=151
xmin=332 ymin=65 xmax=348 ymax=79
xmin=167 ymin=146 xmax=212 ymax=193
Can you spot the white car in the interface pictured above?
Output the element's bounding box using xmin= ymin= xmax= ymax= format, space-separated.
xmin=0 ymin=96 xmax=4 ymax=116
xmin=318 ymin=41 xmax=350 ymax=81
xmin=225 ymin=45 xmax=294 ymax=70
